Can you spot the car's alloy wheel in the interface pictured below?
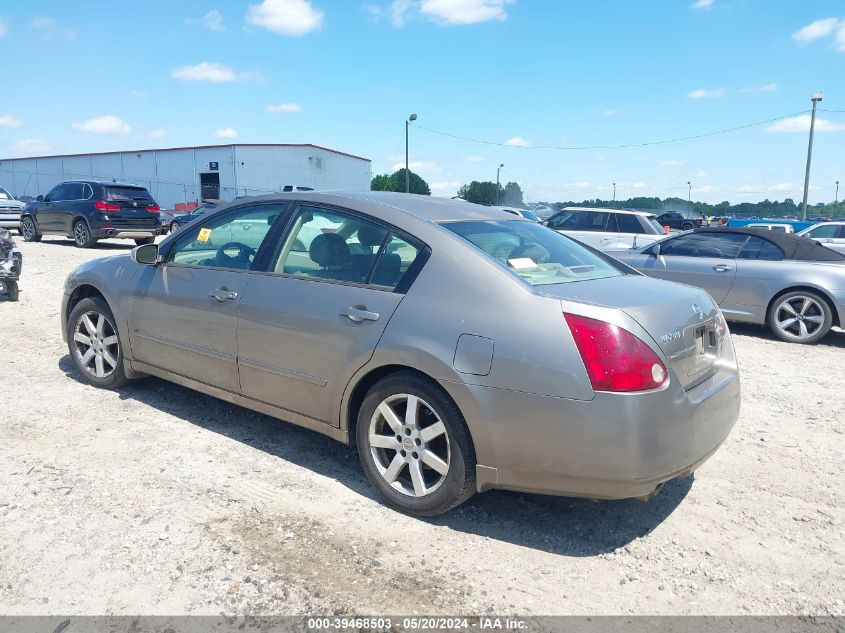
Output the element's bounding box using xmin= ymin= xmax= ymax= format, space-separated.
xmin=73 ymin=310 xmax=120 ymax=379
xmin=21 ymin=217 xmax=40 ymax=242
xmin=770 ymin=292 xmax=831 ymax=343
xmin=170 ymin=221 xmax=179 ymax=233
xmin=74 ymin=221 xmax=93 ymax=247
xmin=368 ymin=393 xmax=451 ymax=497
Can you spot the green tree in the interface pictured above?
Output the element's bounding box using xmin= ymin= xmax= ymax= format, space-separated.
xmin=370 ymin=174 xmax=392 ymax=191
xmin=501 ymin=181 xmax=524 ymax=207
xmin=370 ymin=169 xmax=430 ymax=195
xmin=457 ymin=181 xmax=500 ymax=206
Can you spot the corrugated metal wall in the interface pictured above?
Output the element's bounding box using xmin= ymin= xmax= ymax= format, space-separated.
xmin=0 ymin=145 xmax=371 ymax=210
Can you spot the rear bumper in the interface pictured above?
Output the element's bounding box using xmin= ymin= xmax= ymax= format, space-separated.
xmin=441 ymin=339 xmax=741 ymax=500
xmin=91 ymin=227 xmax=160 ymax=239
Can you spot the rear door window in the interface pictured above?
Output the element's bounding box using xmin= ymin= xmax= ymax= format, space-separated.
xmin=738 ymin=236 xmax=784 ymax=261
xmin=616 ymin=213 xmax=646 ymax=234
xmin=660 ymin=233 xmax=749 ymax=258
xmin=547 ymin=211 xmax=579 ymax=230
xmin=64 ymin=183 xmax=85 ymax=200
xmin=808 ymin=225 xmax=838 ymax=238
xmin=581 ymin=211 xmax=609 ymax=232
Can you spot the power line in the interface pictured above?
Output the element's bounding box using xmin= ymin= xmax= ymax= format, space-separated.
xmin=411 ymin=110 xmax=814 ymax=151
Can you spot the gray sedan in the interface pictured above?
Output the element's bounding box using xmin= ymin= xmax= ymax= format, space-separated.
xmin=61 ymin=192 xmax=740 ymax=516
xmin=611 ymin=228 xmax=845 ymax=344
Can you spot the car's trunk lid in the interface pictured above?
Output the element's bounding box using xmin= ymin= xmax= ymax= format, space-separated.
xmin=542 ymin=275 xmax=723 ymax=390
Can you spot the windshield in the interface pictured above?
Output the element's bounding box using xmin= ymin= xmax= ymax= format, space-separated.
xmin=0 ymin=188 xmax=12 ymax=200
xmin=444 ymin=220 xmax=625 ymax=286
xmin=105 ymin=186 xmax=154 ymax=203
xmin=521 ymin=210 xmax=539 ymax=222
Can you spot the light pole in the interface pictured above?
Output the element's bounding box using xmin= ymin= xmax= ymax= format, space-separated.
xmin=496 ymin=163 xmax=504 ymax=205
xmin=836 ymin=180 xmax=840 ymax=219
xmin=801 ymin=92 xmax=823 ymax=220
xmin=612 ymin=182 xmax=616 ymax=203
xmin=405 ymin=113 xmax=417 ymax=193
xmin=687 ymin=181 xmax=691 ymax=203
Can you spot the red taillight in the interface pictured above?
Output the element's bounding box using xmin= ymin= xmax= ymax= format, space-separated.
xmin=146 ymin=204 xmax=160 ymax=213
xmin=564 ymin=313 xmax=668 ymax=392
xmin=94 ymin=200 xmax=121 ymax=212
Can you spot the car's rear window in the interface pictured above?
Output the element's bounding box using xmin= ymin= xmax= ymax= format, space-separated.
xmin=444 ymin=220 xmax=624 ymax=286
xmin=105 ymin=186 xmax=154 ymax=203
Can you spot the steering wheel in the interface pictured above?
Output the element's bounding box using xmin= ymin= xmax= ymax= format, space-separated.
xmin=214 ymin=242 xmax=256 ymax=268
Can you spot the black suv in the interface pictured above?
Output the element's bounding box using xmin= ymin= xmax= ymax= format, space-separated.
xmin=655 ymin=212 xmax=702 ymax=231
xmin=21 ymin=181 xmax=162 ymax=248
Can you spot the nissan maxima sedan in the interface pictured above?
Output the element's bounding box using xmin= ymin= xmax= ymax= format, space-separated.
xmin=611 ymin=227 xmax=845 ymax=344
xmin=61 ymin=192 xmax=740 ymax=516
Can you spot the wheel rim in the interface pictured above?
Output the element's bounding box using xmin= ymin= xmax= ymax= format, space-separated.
xmin=368 ymin=394 xmax=450 ymax=498
xmin=74 ymin=223 xmax=88 ymax=245
xmin=22 ymin=219 xmax=34 ymax=240
xmin=73 ymin=310 xmax=120 ymax=378
xmin=171 ymin=222 xmax=179 ymax=232
xmin=774 ymin=296 xmax=825 ymax=341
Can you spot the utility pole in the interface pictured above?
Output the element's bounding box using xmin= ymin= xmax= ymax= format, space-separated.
xmin=687 ymin=181 xmax=691 ymax=203
xmin=836 ymin=180 xmax=840 ymax=219
xmin=405 ymin=113 xmax=417 ymax=193
xmin=801 ymin=93 xmax=823 ymax=220
xmin=612 ymin=182 xmax=616 ymax=203
xmin=496 ymin=163 xmax=504 ymax=205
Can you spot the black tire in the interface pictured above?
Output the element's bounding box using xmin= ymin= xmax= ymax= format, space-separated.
xmin=356 ymin=371 xmax=476 ymax=516
xmin=20 ymin=216 xmax=41 ymax=242
xmin=66 ymin=296 xmax=129 ymax=389
xmin=5 ymin=281 xmax=19 ymax=302
xmin=134 ymin=237 xmax=155 ymax=246
xmin=767 ymin=290 xmax=833 ymax=344
xmin=73 ymin=220 xmax=97 ymax=248
xmin=682 ymin=222 xmax=694 ymax=231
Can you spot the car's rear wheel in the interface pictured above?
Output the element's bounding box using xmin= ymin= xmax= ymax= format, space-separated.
xmin=21 ymin=217 xmax=41 ymax=242
xmin=682 ymin=222 xmax=694 ymax=230
xmin=767 ymin=290 xmax=832 ymax=344
xmin=356 ymin=372 xmax=476 ymax=516
xmin=134 ymin=237 xmax=155 ymax=246
xmin=170 ymin=221 xmax=180 ymax=233
xmin=73 ymin=220 xmax=97 ymax=248
xmin=4 ymin=281 xmax=19 ymax=302
xmin=66 ymin=296 xmax=128 ymax=389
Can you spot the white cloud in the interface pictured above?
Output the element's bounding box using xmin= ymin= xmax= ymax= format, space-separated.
xmin=390 ymin=0 xmax=414 ymax=26
xmin=171 ymin=62 xmax=237 ymax=82
xmin=631 ymin=182 xmax=645 ymax=189
xmin=463 ymin=155 xmax=485 ymax=162
xmin=769 ymin=183 xmax=794 ymax=192
xmin=128 ymin=89 xmax=148 ymax=99
xmin=362 ymin=4 xmax=383 ymax=20
xmin=266 ymin=102 xmax=302 ymax=113
xmin=420 ymin=0 xmax=514 ymax=25
xmin=215 ymin=128 xmax=239 ymax=139
xmin=601 ymin=109 xmax=616 ymax=117
xmin=564 ymin=181 xmax=593 ymax=191
xmin=32 ymin=16 xmax=76 ymax=41
xmin=72 ymin=115 xmax=132 ymax=135
xmin=836 ymin=24 xmax=845 ymax=51
xmin=0 ymin=114 xmax=22 ymax=129
xmin=760 ymin=82 xmax=778 ymax=92
xmin=0 ymin=18 xmax=8 ymax=37
xmin=690 ymin=170 xmax=709 ymax=178
xmin=687 ymin=87 xmax=727 ymax=99
xmin=147 ymin=128 xmax=169 ymax=140
xmin=661 ymin=160 xmax=683 ymax=167
xmin=691 ymin=0 xmax=714 ymax=9
xmin=11 ymin=139 xmax=52 ymax=155
xmin=694 ymin=185 xmax=715 ymax=194
xmin=767 ymin=114 xmax=845 ymax=133
xmin=391 ymin=160 xmax=440 ymax=173
xmin=246 ymin=0 xmax=324 ymax=36
xmin=202 ymin=9 xmax=225 ymax=31
xmin=430 ymin=181 xmax=461 ymax=192
xmin=504 ymin=136 xmax=531 ymax=147
xmin=792 ymin=17 xmax=841 ymax=44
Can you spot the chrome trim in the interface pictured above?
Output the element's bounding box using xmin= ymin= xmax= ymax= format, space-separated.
xmin=133 ymin=330 xmax=235 ymax=362
xmin=237 ymin=357 xmax=328 ymax=387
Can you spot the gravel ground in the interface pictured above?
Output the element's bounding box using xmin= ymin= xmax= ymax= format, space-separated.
xmin=1 ymin=236 xmax=843 ymax=616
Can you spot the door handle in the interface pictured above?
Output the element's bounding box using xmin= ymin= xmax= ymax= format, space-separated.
xmin=209 ymin=288 xmax=239 ymax=302
xmin=341 ymin=306 xmax=380 ymax=322
xmin=713 ymin=264 xmax=733 ymax=272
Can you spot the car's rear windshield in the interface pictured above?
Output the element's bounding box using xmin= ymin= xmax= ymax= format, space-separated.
xmin=444 ymin=220 xmax=625 ymax=286
xmin=105 ymin=186 xmax=154 ymax=203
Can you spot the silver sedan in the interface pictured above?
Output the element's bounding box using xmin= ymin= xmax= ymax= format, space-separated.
xmin=61 ymin=192 xmax=740 ymax=516
xmin=611 ymin=227 xmax=845 ymax=344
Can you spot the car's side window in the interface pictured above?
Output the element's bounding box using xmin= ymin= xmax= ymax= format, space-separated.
xmin=547 ymin=212 xmax=579 ymax=230
xmin=660 ymin=233 xmax=749 ymax=258
xmin=838 ymin=226 xmax=845 ymax=239
xmin=616 ymin=213 xmax=645 ymax=234
xmin=271 ymin=206 xmax=422 ymax=290
xmin=83 ymin=184 xmax=94 ymax=199
xmin=165 ymin=203 xmax=283 ymax=270
xmin=581 ymin=211 xmax=609 ymax=232
xmin=46 ymin=184 xmax=66 ymax=202
xmin=64 ymin=183 xmax=85 ymax=200
xmin=738 ymin=236 xmax=784 ymax=261
xmin=808 ymin=225 xmax=838 ymax=238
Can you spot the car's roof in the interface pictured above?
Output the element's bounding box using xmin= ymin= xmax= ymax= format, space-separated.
xmin=62 ymin=180 xmax=148 ymax=188
xmin=693 ymin=227 xmax=845 ymax=262
xmin=560 ymin=206 xmax=656 ymax=217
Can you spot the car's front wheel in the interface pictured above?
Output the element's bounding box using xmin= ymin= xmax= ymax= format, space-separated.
xmin=20 ymin=217 xmax=41 ymax=242
xmin=73 ymin=220 xmax=97 ymax=248
xmin=767 ymin=290 xmax=833 ymax=344
xmin=356 ymin=372 xmax=476 ymax=516
xmin=66 ymin=296 xmax=128 ymax=389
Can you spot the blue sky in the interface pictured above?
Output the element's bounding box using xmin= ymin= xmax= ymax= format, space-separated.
xmin=1 ymin=0 xmax=844 ymax=203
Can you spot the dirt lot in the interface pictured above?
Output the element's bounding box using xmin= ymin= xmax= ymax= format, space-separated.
xmin=0 ymin=236 xmax=843 ymax=616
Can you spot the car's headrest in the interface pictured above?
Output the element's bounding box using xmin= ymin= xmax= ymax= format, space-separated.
xmin=310 ymin=233 xmax=350 ymax=267
xmin=509 ymin=243 xmax=550 ymax=263
xmin=357 ymin=224 xmax=386 ymax=248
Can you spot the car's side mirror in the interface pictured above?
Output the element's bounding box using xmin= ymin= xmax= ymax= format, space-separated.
xmin=36 ymin=195 xmax=44 ymax=202
xmin=651 ymin=244 xmax=662 ymax=257
xmin=132 ymin=243 xmax=160 ymax=266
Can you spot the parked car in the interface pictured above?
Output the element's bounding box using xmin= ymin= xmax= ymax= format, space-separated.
xmin=62 ymin=192 xmax=740 ymax=516
xmin=611 ymin=227 xmax=845 ymax=344
xmin=656 ymin=212 xmax=703 ymax=231
xmin=544 ymin=207 xmax=667 ymax=250
xmin=0 ymin=228 xmax=22 ymax=301
xmin=797 ymin=222 xmax=845 ymax=255
xmin=490 ymin=206 xmax=541 ymax=222
xmin=0 ymin=187 xmax=25 ymax=234
xmin=167 ymin=200 xmax=223 ymax=233
xmin=746 ymin=223 xmax=794 ymax=234
xmin=282 ymin=186 xmax=315 ymax=192
xmin=21 ymin=181 xmax=161 ymax=248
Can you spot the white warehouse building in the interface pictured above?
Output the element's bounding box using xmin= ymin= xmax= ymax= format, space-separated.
xmin=0 ymin=143 xmax=372 ymax=211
